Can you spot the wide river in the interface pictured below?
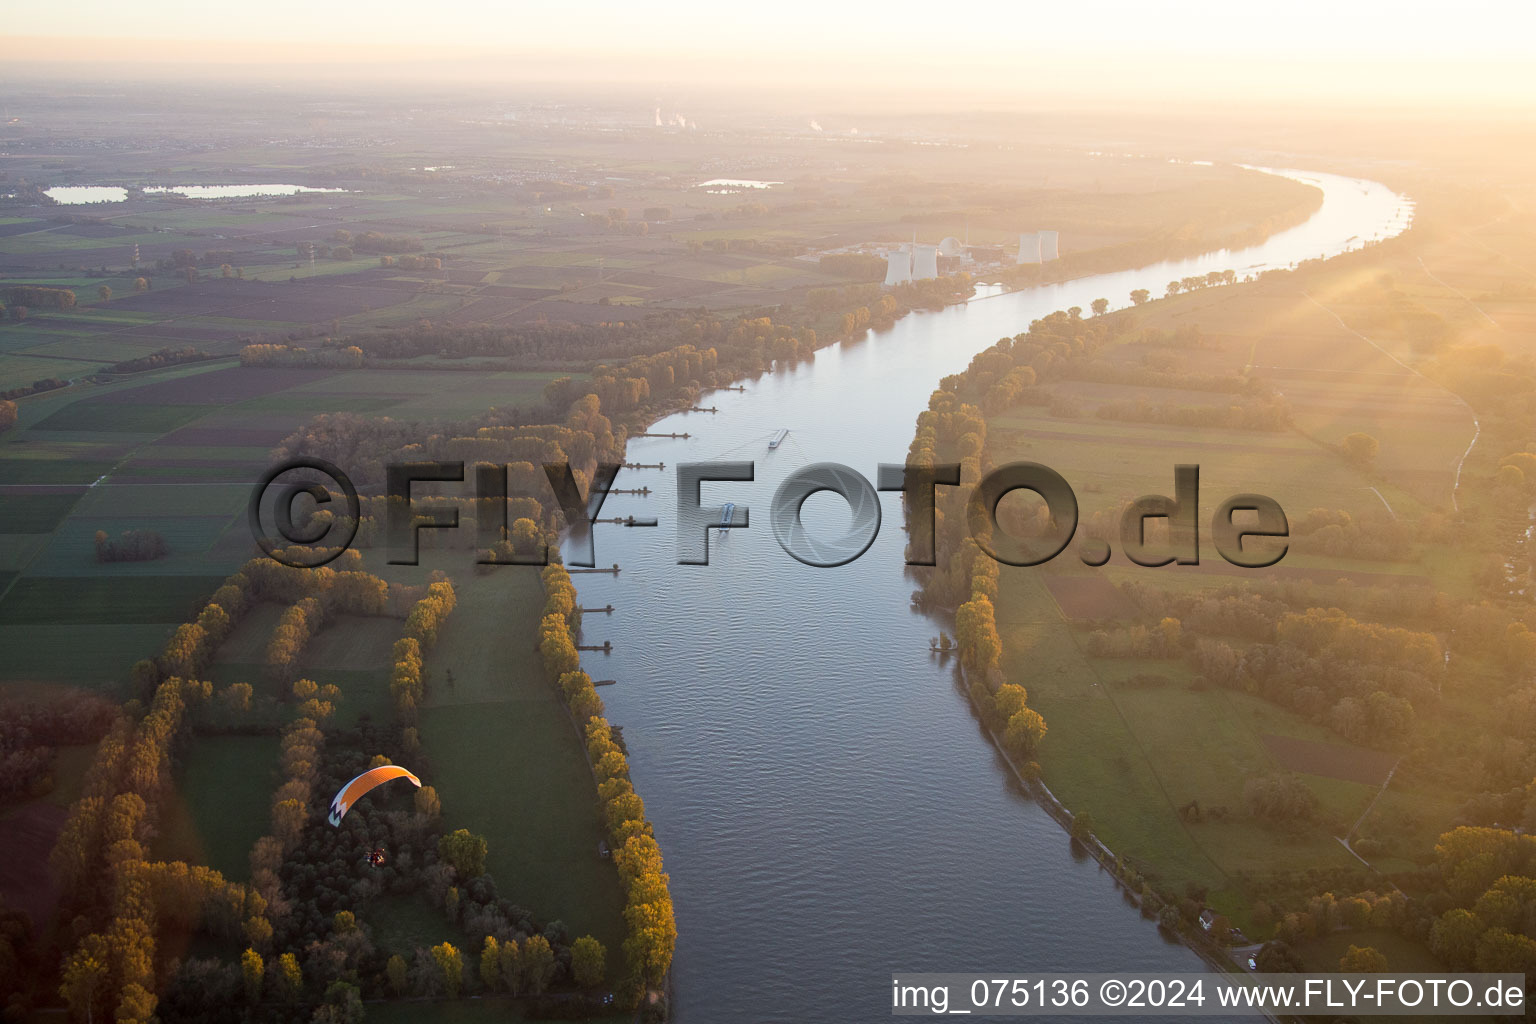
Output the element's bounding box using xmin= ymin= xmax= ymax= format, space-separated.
xmin=562 ymin=168 xmax=1413 ymax=1022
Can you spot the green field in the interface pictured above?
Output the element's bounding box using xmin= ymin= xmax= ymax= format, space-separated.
xmin=215 ymin=601 xmax=288 ymax=662
xmin=0 ymin=492 xmax=83 ymax=533
xmin=0 ymin=458 xmax=118 ymax=485
xmin=0 ymin=354 xmax=111 ymax=392
xmin=69 ymin=482 xmax=251 ymax=517
xmin=0 ymin=622 xmax=175 ymax=689
xmin=305 ymin=614 xmax=401 ymax=672
xmin=27 ymin=516 xmax=237 ymax=575
xmin=153 ymin=734 xmax=281 ymax=880
xmin=0 ymin=574 xmax=221 ymax=625
xmin=33 ymin=403 xmax=213 ymax=434
xmin=289 ymin=369 xmax=571 ymax=420
xmin=417 ymin=570 xmax=627 ymax=972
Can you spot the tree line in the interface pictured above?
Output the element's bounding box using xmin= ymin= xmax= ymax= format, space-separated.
xmin=539 ymin=563 xmax=675 ymax=1008
xmin=1 ymin=285 xmax=76 ymax=311
xmin=903 ymin=358 xmax=1051 ymax=769
xmin=389 ymin=579 xmax=456 ymax=726
xmin=241 ymin=344 xmax=365 ymax=369
xmin=0 ymin=691 xmax=118 ymax=806
xmin=103 ymin=347 xmax=213 ymax=376
xmin=52 ymin=676 xmax=269 ymax=1023
xmin=0 ymin=377 xmax=67 ymax=402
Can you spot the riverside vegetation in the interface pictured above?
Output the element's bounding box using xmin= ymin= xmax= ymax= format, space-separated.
xmin=905 ymin=182 xmax=1536 ymax=981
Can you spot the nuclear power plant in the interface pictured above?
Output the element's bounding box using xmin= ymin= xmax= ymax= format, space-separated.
xmin=1017 ymin=230 xmax=1060 ymax=264
xmin=883 ymin=242 xmax=941 ymax=285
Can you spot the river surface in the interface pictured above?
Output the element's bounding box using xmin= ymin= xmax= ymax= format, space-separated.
xmin=561 ymin=168 xmax=1413 ymax=1022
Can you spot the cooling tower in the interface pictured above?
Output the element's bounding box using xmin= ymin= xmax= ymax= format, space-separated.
xmin=884 ymin=248 xmax=912 ymax=286
xmin=912 ymin=245 xmax=939 ymax=280
xmin=1017 ymin=232 xmax=1041 ymax=264
xmin=1039 ymin=230 xmax=1059 ymax=261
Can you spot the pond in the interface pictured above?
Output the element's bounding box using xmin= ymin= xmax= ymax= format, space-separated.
xmin=43 ymin=183 xmax=347 ymax=204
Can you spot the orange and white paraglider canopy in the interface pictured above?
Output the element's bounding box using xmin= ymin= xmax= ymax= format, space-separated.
xmin=328 ymin=764 xmax=421 ymax=826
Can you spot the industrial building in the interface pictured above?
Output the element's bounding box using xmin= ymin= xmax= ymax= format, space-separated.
xmin=1017 ymin=230 xmax=1060 ymax=264
xmin=883 ymin=242 xmax=941 ymax=285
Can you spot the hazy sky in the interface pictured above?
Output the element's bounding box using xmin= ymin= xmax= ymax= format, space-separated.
xmin=4 ymin=0 xmax=1532 ymax=108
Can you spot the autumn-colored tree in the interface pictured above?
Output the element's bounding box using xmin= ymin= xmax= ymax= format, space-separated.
xmin=161 ymin=622 xmax=209 ymax=679
xmin=97 ymin=285 xmax=112 ymax=302
xmin=59 ymin=948 xmax=107 ymax=1022
xmin=992 ymin=683 xmax=1028 ymax=723
xmin=595 ymin=749 xmax=629 ymax=784
xmin=438 ymin=829 xmax=488 ymax=878
xmin=386 ymin=954 xmax=408 ymax=996
xmin=405 ymin=580 xmax=457 ymax=648
xmin=1341 ymin=432 xmax=1380 ymax=468
xmin=242 ymin=948 xmax=264 ymax=1001
xmin=1339 ymin=944 xmax=1388 ymax=972
xmin=498 ymin=938 xmax=522 ymax=995
xmin=571 ymin=935 xmax=606 ymax=990
xmin=623 ymin=871 xmax=677 ymax=987
xmin=1472 ymin=874 xmax=1536 ymax=936
xmin=510 ymin=516 xmax=543 ymax=557
xmin=272 ymin=798 xmax=306 ymax=845
xmin=539 ymin=614 xmax=581 ymax=677
xmin=431 ymin=942 xmax=463 ymax=998
xmin=277 ymin=951 xmax=303 ymax=1001
xmin=521 ymin=935 xmax=555 ymax=995
xmin=479 ymin=935 xmax=501 ymax=991
xmin=116 ymin=982 xmax=157 ymax=1023
xmin=414 ymin=784 xmax=441 ymax=820
xmin=1474 ymin=927 xmax=1536 ymax=974
xmin=244 ymin=914 xmax=273 ymax=949
xmin=606 ymin=791 xmax=646 ymax=836
xmin=1003 ymin=707 xmax=1047 ymax=759
xmin=955 ymin=594 xmax=1001 ymax=673
xmin=1436 ymin=827 xmax=1536 ymax=905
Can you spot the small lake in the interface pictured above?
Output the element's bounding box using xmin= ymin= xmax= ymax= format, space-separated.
xmin=698 ymin=178 xmax=782 ymax=193
xmin=43 ymin=186 xmax=127 ymax=205
xmin=143 ymin=184 xmax=347 ymax=199
xmin=44 ymin=183 xmax=346 ymax=205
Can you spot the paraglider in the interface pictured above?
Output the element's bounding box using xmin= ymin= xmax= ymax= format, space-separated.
xmin=328 ymin=764 xmax=421 ymax=826
xmin=367 ymin=848 xmax=387 ymax=867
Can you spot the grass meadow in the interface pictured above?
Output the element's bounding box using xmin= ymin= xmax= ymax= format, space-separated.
xmin=417 ymin=570 xmax=628 ymax=974
xmin=988 ymin=243 xmax=1486 ymax=932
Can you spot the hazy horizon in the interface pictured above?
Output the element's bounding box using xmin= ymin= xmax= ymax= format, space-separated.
xmin=4 ymin=0 xmax=1534 ymax=112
